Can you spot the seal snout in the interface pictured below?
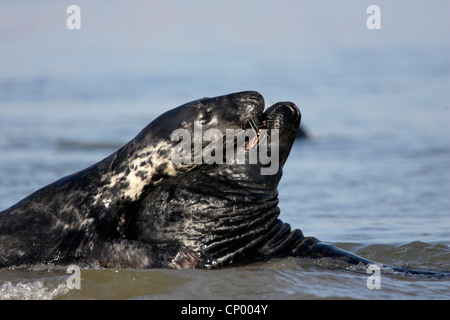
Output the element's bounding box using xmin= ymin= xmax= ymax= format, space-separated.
xmin=240 ymin=91 xmax=265 ymax=107
xmin=261 ymin=101 xmax=301 ymax=127
xmin=286 ymin=102 xmax=301 ymax=122
xmin=271 ymin=102 xmax=301 ymax=123
xmin=230 ymin=91 xmax=265 ymax=129
xmin=237 ymin=91 xmax=265 ymax=113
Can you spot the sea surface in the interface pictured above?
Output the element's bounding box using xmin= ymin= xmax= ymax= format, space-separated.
xmin=0 ymin=0 xmax=449 ymax=300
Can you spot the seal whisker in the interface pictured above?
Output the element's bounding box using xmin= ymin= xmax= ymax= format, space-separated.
xmin=248 ymin=119 xmax=259 ymax=134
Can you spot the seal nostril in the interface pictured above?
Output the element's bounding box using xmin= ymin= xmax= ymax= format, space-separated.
xmin=236 ymin=92 xmax=265 ymax=121
xmin=287 ymin=103 xmax=300 ymax=121
xmin=274 ymin=102 xmax=300 ymax=121
xmin=241 ymin=91 xmax=265 ymax=108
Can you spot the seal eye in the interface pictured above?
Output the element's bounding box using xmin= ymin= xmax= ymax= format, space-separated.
xmin=199 ymin=110 xmax=212 ymax=125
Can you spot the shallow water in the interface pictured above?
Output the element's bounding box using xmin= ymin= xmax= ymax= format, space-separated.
xmin=1 ymin=0 xmax=449 ymax=299
xmin=1 ymin=242 xmax=449 ymax=300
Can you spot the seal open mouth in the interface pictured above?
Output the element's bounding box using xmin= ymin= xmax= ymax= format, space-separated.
xmin=245 ymin=102 xmax=301 ymax=151
xmin=244 ymin=113 xmax=265 ymax=151
xmin=241 ymin=100 xmax=301 ymax=178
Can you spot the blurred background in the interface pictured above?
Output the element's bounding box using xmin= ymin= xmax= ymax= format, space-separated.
xmin=0 ymin=0 xmax=449 ymax=243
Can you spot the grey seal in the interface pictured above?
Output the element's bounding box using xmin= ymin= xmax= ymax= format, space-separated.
xmin=0 ymin=91 xmax=447 ymax=277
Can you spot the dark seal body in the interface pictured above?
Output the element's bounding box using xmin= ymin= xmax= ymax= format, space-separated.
xmin=0 ymin=91 xmax=447 ymax=277
xmin=0 ymin=92 xmax=265 ymax=268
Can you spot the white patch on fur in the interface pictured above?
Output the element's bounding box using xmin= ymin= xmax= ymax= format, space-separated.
xmin=94 ymin=141 xmax=183 ymax=206
xmin=122 ymin=171 xmax=150 ymax=200
xmin=103 ymin=199 xmax=112 ymax=208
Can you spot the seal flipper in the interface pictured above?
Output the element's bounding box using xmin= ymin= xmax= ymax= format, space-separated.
xmin=256 ymin=223 xmax=449 ymax=278
xmin=292 ymin=239 xmax=450 ymax=278
xmin=256 ymin=222 xmax=372 ymax=265
xmin=295 ymin=240 xmax=373 ymax=265
xmin=257 ymin=221 xmax=305 ymax=260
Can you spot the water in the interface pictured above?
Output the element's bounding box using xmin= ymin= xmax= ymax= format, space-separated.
xmin=1 ymin=0 xmax=449 ymax=300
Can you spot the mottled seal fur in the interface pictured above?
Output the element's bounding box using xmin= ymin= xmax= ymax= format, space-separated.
xmin=0 ymin=92 xmax=264 ymax=267
xmin=0 ymin=91 xmax=447 ymax=277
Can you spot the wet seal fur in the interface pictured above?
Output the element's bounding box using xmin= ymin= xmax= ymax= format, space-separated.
xmin=0 ymin=91 xmax=447 ymax=278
